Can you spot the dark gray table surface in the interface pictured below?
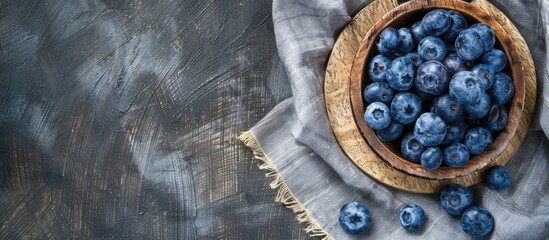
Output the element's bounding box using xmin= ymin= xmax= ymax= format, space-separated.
xmin=0 ymin=0 xmax=313 ymax=239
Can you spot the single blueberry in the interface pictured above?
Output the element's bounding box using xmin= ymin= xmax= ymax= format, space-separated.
xmin=471 ymin=64 xmax=495 ymax=90
xmin=440 ymin=184 xmax=473 ymax=216
xmin=391 ymin=92 xmax=422 ymax=124
xmin=368 ymin=55 xmax=392 ymax=82
xmin=399 ymin=204 xmax=425 ymax=232
xmin=443 ymin=142 xmax=470 ymax=167
xmin=442 ymin=52 xmax=472 ymax=76
xmin=464 ymin=92 xmax=491 ymax=120
xmin=405 ymin=52 xmax=423 ymax=68
xmin=415 ymin=60 xmax=450 ymax=95
xmin=401 ymin=132 xmax=425 ymax=162
xmin=421 ymin=146 xmax=443 ymax=170
xmin=411 ymin=21 xmax=428 ymax=42
xmin=418 ymin=36 xmax=447 ymax=62
xmin=431 ymin=93 xmax=464 ymax=123
xmin=442 ymin=122 xmax=470 ymax=144
xmin=363 ymin=82 xmax=396 ymax=105
xmin=441 ymin=10 xmax=468 ymax=43
xmin=377 ymin=121 xmax=404 ymax=142
xmin=421 ymin=9 xmax=451 ymax=36
xmin=460 ymin=207 xmax=494 ymax=238
xmin=481 ymin=49 xmax=507 ymax=72
xmin=455 ymin=28 xmax=484 ymax=60
xmin=414 ymin=112 xmax=447 ymax=147
xmin=377 ymin=27 xmax=400 ymax=55
xmin=398 ymin=28 xmax=415 ymax=52
xmin=485 ymin=165 xmax=512 ymax=190
xmin=464 ymin=127 xmax=493 ymax=155
xmin=489 ymin=72 xmax=514 ymax=105
xmin=364 ymin=102 xmax=391 ymax=130
xmin=449 ymin=71 xmax=483 ymax=104
xmin=386 ymin=56 xmax=416 ymax=91
xmin=483 ymin=104 xmax=508 ymax=132
xmin=470 ymin=23 xmax=496 ymax=51
xmin=339 ymin=201 xmax=372 ymax=235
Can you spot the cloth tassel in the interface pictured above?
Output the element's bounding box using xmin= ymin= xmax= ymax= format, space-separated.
xmin=238 ymin=131 xmax=331 ymax=240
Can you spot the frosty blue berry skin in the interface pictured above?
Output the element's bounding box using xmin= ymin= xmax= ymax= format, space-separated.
xmin=398 ymin=28 xmax=415 ymax=52
xmin=471 ymin=64 xmax=495 ymax=90
xmin=443 ymin=142 xmax=470 ymax=167
xmin=418 ymin=36 xmax=447 ymax=62
xmin=460 ymin=207 xmax=494 ymax=238
xmin=386 ymin=56 xmax=416 ymax=91
xmin=368 ymin=55 xmax=392 ymax=82
xmin=481 ymin=49 xmax=507 ymax=72
xmin=464 ymin=127 xmax=493 ymax=155
xmin=489 ymin=72 xmax=514 ymax=105
xmin=404 ymin=52 xmax=423 ymax=68
xmin=442 ymin=52 xmax=472 ymax=75
xmin=414 ymin=112 xmax=447 ymax=147
xmin=421 ymin=9 xmax=451 ymax=36
xmin=363 ymin=82 xmax=395 ymax=105
xmin=431 ymin=93 xmax=464 ymax=123
xmin=411 ymin=21 xmax=427 ymax=42
xmin=339 ymin=201 xmax=372 ymax=235
xmin=377 ymin=27 xmax=400 ymax=56
xmin=441 ymin=10 xmax=468 ymax=42
xmin=470 ymin=23 xmax=496 ymax=51
xmin=464 ymin=92 xmax=491 ymax=120
xmin=483 ymin=104 xmax=508 ymax=132
xmin=399 ymin=204 xmax=426 ymax=232
xmin=455 ymin=28 xmax=484 ymax=60
xmin=421 ymin=146 xmax=443 ymax=170
xmin=440 ymin=184 xmax=473 ymax=216
xmin=364 ymin=102 xmax=391 ymax=130
xmin=391 ymin=92 xmax=422 ymax=124
xmin=415 ymin=60 xmax=450 ymax=95
xmin=485 ymin=165 xmax=512 ymax=190
xmin=449 ymin=71 xmax=483 ymax=104
xmin=401 ymin=132 xmax=426 ymax=162
xmin=377 ymin=121 xmax=404 ymax=142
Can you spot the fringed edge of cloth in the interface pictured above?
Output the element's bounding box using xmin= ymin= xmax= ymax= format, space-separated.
xmin=238 ymin=131 xmax=331 ymax=240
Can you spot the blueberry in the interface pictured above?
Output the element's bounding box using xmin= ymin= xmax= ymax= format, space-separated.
xmin=431 ymin=93 xmax=464 ymax=123
xmin=442 ymin=122 xmax=469 ymax=144
xmin=399 ymin=204 xmax=425 ymax=232
xmin=398 ymin=28 xmax=415 ymax=52
xmin=455 ymin=28 xmax=484 ymax=60
xmin=421 ymin=147 xmax=443 ymax=170
xmin=443 ymin=142 xmax=470 ymax=167
xmin=489 ymin=72 xmax=514 ymax=105
xmin=386 ymin=56 xmax=416 ymax=91
xmin=470 ymin=23 xmax=496 ymax=51
xmin=440 ymin=184 xmax=473 ymax=216
xmin=449 ymin=71 xmax=483 ymax=104
xmin=391 ymin=92 xmax=422 ymax=124
xmin=377 ymin=121 xmax=404 ymax=142
xmin=471 ymin=64 xmax=495 ymax=90
xmin=414 ymin=112 xmax=447 ymax=146
xmin=368 ymin=55 xmax=392 ymax=82
xmin=483 ymin=104 xmax=508 ymax=132
xmin=464 ymin=127 xmax=493 ymax=155
xmin=464 ymin=92 xmax=491 ymax=120
xmin=377 ymin=27 xmax=400 ymax=55
xmin=415 ymin=60 xmax=450 ymax=95
xmin=485 ymin=165 xmax=511 ymax=190
xmin=441 ymin=10 xmax=468 ymax=43
xmin=404 ymin=52 xmax=423 ymax=68
xmin=363 ymin=82 xmax=395 ymax=105
xmin=339 ymin=201 xmax=372 ymax=235
xmin=401 ymin=132 xmax=425 ymax=162
xmin=421 ymin=9 xmax=451 ymax=36
xmin=411 ymin=21 xmax=428 ymax=42
xmin=418 ymin=36 xmax=446 ymax=62
xmin=460 ymin=207 xmax=494 ymax=238
xmin=364 ymin=102 xmax=391 ymax=130
xmin=442 ymin=52 xmax=472 ymax=76
xmin=481 ymin=49 xmax=507 ymax=72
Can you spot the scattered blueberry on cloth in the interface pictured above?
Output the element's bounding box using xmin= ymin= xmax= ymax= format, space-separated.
xmin=240 ymin=0 xmax=549 ymax=239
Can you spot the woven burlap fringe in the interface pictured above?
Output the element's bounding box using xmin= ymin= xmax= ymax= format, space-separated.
xmin=238 ymin=131 xmax=331 ymax=240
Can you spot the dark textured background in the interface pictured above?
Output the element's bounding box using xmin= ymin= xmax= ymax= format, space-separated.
xmin=0 ymin=0 xmax=313 ymax=239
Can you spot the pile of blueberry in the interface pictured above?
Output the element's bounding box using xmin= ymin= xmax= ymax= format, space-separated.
xmin=362 ymin=9 xmax=514 ymax=170
xmin=338 ymin=165 xmax=512 ymax=237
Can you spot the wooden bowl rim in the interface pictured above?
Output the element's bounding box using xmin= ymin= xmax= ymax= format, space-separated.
xmin=349 ymin=0 xmax=526 ymax=180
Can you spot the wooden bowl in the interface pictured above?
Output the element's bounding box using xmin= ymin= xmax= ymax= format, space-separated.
xmin=350 ymin=0 xmax=525 ymax=180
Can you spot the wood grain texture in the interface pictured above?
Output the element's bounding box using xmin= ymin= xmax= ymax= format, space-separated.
xmin=0 ymin=0 xmax=311 ymax=239
xmin=324 ymin=0 xmax=536 ymax=193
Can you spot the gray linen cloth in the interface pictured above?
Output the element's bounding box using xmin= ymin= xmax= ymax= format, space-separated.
xmin=246 ymin=0 xmax=549 ymax=239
